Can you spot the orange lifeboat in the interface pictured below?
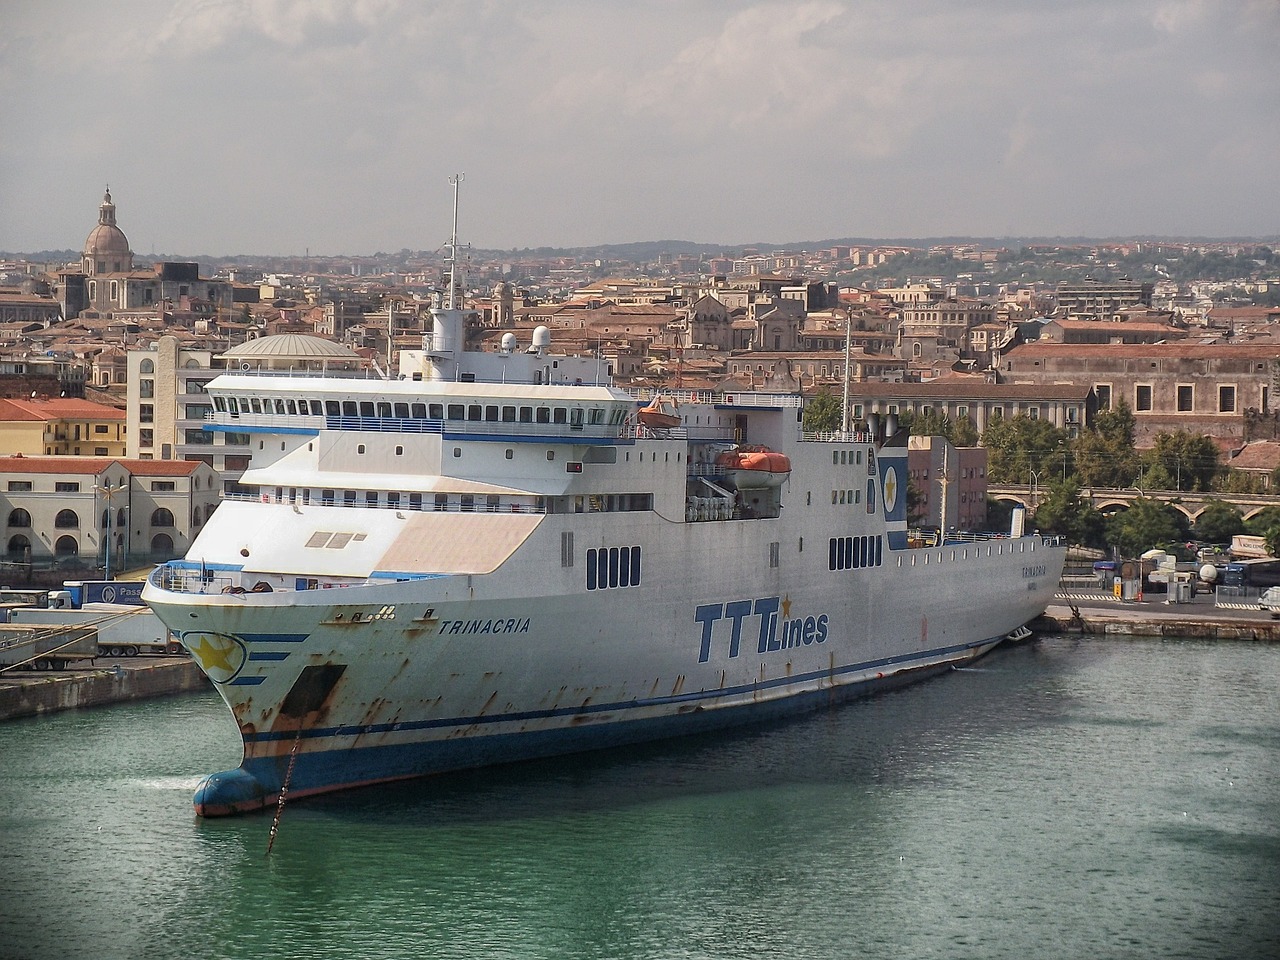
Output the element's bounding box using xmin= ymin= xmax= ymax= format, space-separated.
xmin=638 ymin=395 xmax=681 ymax=429
xmin=715 ymin=446 xmax=792 ymax=488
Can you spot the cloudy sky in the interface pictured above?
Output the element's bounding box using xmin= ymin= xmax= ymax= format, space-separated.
xmin=2 ymin=0 xmax=1277 ymax=256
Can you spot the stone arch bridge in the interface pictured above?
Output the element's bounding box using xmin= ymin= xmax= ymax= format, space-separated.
xmin=987 ymin=485 xmax=1280 ymax=524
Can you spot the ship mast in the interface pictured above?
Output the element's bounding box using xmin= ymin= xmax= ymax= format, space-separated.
xmin=446 ymin=172 xmax=463 ymax=310
xmin=423 ymin=173 xmax=467 ymax=380
xmin=841 ymin=307 xmax=852 ymax=434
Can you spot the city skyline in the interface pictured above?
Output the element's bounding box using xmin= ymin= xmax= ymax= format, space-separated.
xmin=3 ymin=0 xmax=1278 ymax=257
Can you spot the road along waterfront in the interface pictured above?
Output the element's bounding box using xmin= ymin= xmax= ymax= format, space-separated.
xmin=1 ymin=634 xmax=1276 ymax=960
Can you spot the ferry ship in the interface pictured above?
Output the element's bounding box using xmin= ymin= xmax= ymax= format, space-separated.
xmin=143 ymin=189 xmax=1066 ymax=816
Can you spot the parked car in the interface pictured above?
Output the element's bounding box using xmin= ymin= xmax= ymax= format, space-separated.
xmin=1259 ymin=586 xmax=1280 ymax=619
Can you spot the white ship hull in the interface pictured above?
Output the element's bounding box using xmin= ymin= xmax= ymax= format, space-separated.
xmin=147 ymin=488 xmax=1062 ymax=815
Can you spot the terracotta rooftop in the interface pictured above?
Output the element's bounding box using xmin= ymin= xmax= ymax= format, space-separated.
xmin=1228 ymin=441 xmax=1280 ymax=471
xmin=0 ymin=455 xmax=202 ymax=476
xmin=0 ymin=397 xmax=126 ymax=421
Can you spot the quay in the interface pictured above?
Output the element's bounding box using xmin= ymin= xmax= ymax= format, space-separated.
xmin=1037 ymin=585 xmax=1280 ymax=641
xmin=0 ymin=655 xmax=209 ymax=722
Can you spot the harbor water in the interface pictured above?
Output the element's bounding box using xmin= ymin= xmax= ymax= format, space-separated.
xmin=2 ymin=635 xmax=1277 ymax=960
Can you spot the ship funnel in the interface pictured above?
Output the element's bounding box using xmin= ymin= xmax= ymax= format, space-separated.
xmin=866 ymin=413 xmax=881 ymax=441
xmin=884 ymin=413 xmax=899 ymax=439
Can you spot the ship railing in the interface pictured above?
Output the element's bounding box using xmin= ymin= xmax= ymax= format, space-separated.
xmin=150 ymin=564 xmax=240 ymax=596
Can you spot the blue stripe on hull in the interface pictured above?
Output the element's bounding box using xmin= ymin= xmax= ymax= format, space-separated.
xmin=194 ymin=641 xmax=997 ymax=816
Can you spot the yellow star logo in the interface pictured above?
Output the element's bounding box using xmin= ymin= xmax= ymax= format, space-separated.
xmin=883 ymin=466 xmax=898 ymax=511
xmin=185 ymin=632 xmax=245 ymax=683
xmin=781 ymin=595 xmax=792 ymax=618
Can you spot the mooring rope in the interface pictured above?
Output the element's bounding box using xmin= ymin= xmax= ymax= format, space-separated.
xmin=266 ymin=728 xmax=304 ymax=857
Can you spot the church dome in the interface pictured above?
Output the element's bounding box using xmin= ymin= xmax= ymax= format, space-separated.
xmin=83 ymin=189 xmax=132 ymax=273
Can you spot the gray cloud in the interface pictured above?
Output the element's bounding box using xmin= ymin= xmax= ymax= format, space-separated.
xmin=2 ymin=0 xmax=1276 ymax=255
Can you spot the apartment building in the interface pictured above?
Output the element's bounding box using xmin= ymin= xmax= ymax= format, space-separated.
xmin=907 ymin=436 xmax=989 ymax=532
xmin=0 ymin=397 xmax=126 ymax=457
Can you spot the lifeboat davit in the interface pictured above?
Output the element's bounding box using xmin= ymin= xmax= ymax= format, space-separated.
xmin=716 ymin=446 xmax=792 ymax=489
xmin=638 ymin=395 xmax=681 ymax=429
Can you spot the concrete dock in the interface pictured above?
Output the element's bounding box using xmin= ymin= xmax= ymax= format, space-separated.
xmin=0 ymin=655 xmax=210 ymax=721
xmin=1037 ymin=586 xmax=1280 ymax=641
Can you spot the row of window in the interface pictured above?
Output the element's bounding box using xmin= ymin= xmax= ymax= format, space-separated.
xmin=833 ymin=482 xmax=877 ymax=512
xmin=832 ymin=448 xmax=872 ymax=471
xmin=255 ymin=487 xmax=655 ymax=516
xmin=1101 ymin=383 xmax=1239 ymax=414
xmin=586 ymin=546 xmax=642 ymax=590
xmin=7 ymin=507 xmax=178 ymax=529
xmin=829 ymin=535 xmax=884 ymax=571
xmin=214 ymin=394 xmax=627 ymax=429
xmin=6 ymin=479 xmax=203 ymax=492
xmin=6 ymin=532 xmax=175 ymax=560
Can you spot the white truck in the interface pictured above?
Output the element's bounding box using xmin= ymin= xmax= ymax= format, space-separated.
xmin=0 ymin=623 xmax=98 ymax=670
xmin=4 ymin=603 xmax=181 ymax=657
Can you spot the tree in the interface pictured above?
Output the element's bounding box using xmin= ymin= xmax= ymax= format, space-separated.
xmin=1217 ymin=469 xmax=1265 ymax=494
xmin=980 ymin=415 xmax=1069 ymax=483
xmin=1265 ymin=526 xmax=1280 ymax=559
xmin=1142 ymin=431 xmax=1221 ymax=491
xmin=897 ymin=410 xmax=978 ymax=447
xmin=1105 ymin=498 xmax=1190 ymax=557
xmin=1070 ymin=400 xmax=1140 ymax=489
xmin=1192 ymin=499 xmax=1245 ymax=544
xmin=803 ymin=389 xmax=843 ymax=432
xmin=1032 ymin=479 xmax=1106 ymax=548
xmin=1246 ymin=507 xmax=1280 ymax=537
xmin=952 ymin=415 xmax=979 ymax=447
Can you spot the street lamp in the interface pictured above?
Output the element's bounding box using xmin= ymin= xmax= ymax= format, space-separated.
xmin=93 ymin=480 xmax=126 ymax=581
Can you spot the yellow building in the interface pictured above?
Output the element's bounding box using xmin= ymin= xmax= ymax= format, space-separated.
xmin=0 ymin=397 xmax=127 ymax=457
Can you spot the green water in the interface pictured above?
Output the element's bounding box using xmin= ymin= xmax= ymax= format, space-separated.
xmin=2 ymin=636 xmax=1278 ymax=959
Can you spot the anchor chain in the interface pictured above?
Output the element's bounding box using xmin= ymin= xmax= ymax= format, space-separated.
xmin=266 ymin=728 xmax=303 ymax=856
